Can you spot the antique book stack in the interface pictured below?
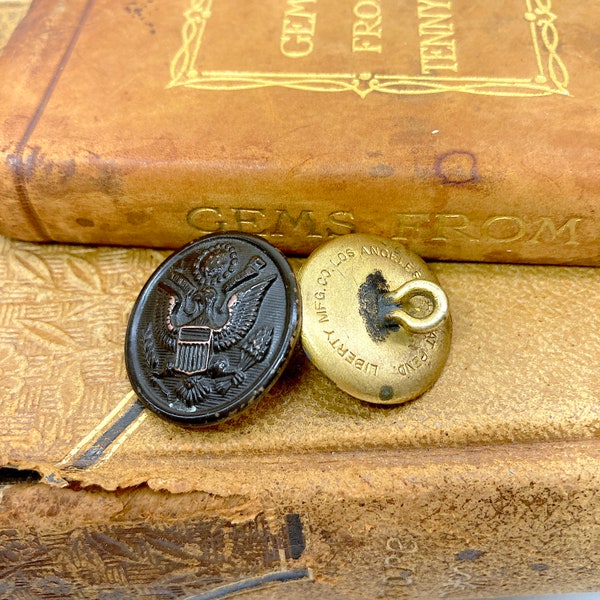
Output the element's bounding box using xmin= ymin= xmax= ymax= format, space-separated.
xmin=0 ymin=1 xmax=599 ymax=598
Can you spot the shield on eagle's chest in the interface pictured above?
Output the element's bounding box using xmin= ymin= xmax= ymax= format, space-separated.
xmin=174 ymin=326 xmax=213 ymax=375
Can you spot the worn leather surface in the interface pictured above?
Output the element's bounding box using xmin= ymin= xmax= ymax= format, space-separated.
xmin=0 ymin=0 xmax=29 ymax=51
xmin=0 ymin=0 xmax=599 ymax=264
xmin=0 ymin=442 xmax=598 ymax=599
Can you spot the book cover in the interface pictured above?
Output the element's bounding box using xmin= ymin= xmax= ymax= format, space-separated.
xmin=0 ymin=0 xmax=599 ymax=264
xmin=0 ymin=0 xmax=30 ymax=50
xmin=0 ymin=234 xmax=599 ymax=597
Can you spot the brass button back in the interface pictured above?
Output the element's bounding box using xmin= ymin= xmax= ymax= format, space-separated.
xmin=298 ymin=234 xmax=451 ymax=405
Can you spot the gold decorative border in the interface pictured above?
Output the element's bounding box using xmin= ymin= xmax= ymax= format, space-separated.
xmin=168 ymin=0 xmax=569 ymax=98
xmin=525 ymin=0 xmax=569 ymax=93
xmin=169 ymin=0 xmax=214 ymax=87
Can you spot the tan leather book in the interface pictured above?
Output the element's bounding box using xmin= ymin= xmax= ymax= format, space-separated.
xmin=1 ymin=0 xmax=599 ymax=264
xmin=1 ymin=234 xmax=599 ymax=597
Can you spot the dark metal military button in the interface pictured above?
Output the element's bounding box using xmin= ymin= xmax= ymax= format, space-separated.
xmin=125 ymin=233 xmax=301 ymax=426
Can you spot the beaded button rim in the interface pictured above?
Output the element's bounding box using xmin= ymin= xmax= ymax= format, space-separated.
xmin=125 ymin=232 xmax=301 ymax=426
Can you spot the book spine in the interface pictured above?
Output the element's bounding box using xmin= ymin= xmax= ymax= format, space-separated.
xmin=1 ymin=1 xmax=598 ymax=264
xmin=2 ymin=150 xmax=598 ymax=265
xmin=0 ymin=0 xmax=90 ymax=242
xmin=1 ymin=441 xmax=599 ymax=598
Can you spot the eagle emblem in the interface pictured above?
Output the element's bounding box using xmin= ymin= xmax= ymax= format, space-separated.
xmin=142 ymin=242 xmax=275 ymax=410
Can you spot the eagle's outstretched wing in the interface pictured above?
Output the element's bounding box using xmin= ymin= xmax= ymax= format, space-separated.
xmin=213 ymin=275 xmax=276 ymax=351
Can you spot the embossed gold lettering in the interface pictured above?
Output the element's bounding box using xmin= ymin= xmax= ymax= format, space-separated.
xmin=383 ymin=535 xmax=417 ymax=588
xmin=271 ymin=208 xmax=323 ymax=238
xmin=314 ymin=298 xmax=329 ymax=323
xmin=424 ymin=330 xmax=438 ymax=348
xmin=170 ymin=0 xmax=570 ymax=97
xmin=393 ymin=212 xmax=583 ymax=247
xmin=352 ymin=0 xmax=382 ymax=53
xmin=392 ymin=213 xmax=431 ymax=242
xmin=233 ymin=208 xmax=267 ymax=234
xmin=186 ymin=207 xmax=226 ymax=234
xmin=326 ymin=211 xmax=356 ymax=236
xmin=317 ymin=268 xmax=332 ymax=287
xmin=386 ymin=537 xmax=403 ymax=552
xmin=417 ymin=0 xmax=458 ymax=74
xmin=323 ymin=330 xmax=378 ymax=375
xmin=527 ymin=217 xmax=581 ymax=246
xmin=361 ymin=244 xmax=422 ymax=277
xmin=280 ymin=0 xmax=317 ymax=58
xmin=190 ymin=206 xmax=343 ymax=239
xmin=328 ymin=247 xmax=356 ymax=269
xmin=396 ymin=349 xmax=428 ymax=376
xmin=430 ymin=213 xmax=479 ymax=242
xmin=186 ymin=208 xmax=583 ymax=248
xmin=384 ymin=572 xmax=415 ymax=586
xmin=481 ymin=215 xmax=527 ymax=243
xmin=385 ymin=555 xmax=403 ymax=568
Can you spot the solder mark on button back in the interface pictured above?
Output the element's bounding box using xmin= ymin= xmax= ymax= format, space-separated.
xmin=379 ymin=385 xmax=394 ymax=401
xmin=358 ymin=270 xmax=400 ymax=343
